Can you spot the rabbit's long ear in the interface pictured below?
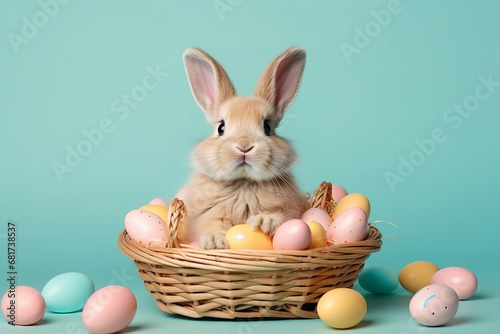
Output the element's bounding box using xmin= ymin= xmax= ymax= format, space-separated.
xmin=183 ymin=48 xmax=236 ymax=123
xmin=253 ymin=47 xmax=306 ymax=119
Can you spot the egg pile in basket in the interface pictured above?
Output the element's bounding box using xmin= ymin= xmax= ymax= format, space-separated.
xmin=118 ymin=181 xmax=382 ymax=319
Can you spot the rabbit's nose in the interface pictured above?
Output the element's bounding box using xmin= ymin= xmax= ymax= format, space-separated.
xmin=237 ymin=146 xmax=254 ymax=153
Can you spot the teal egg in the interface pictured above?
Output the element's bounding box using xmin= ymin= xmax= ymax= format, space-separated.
xmin=358 ymin=267 xmax=399 ymax=294
xmin=42 ymin=272 xmax=95 ymax=313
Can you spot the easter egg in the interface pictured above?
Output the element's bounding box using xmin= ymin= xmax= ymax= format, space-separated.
xmin=148 ymin=197 xmax=169 ymax=207
xmin=82 ymin=285 xmax=136 ymax=334
xmin=358 ymin=267 xmax=399 ymax=294
xmin=226 ymin=224 xmax=273 ymax=250
xmin=331 ymin=184 xmax=348 ymax=203
xmin=399 ymin=261 xmax=439 ymax=294
xmin=1 ymin=286 xmax=46 ymax=325
xmin=138 ymin=204 xmax=169 ymax=223
xmin=42 ymin=272 xmax=95 ymax=313
xmin=272 ymin=219 xmax=312 ymax=250
xmin=431 ymin=267 xmax=478 ymax=300
xmin=317 ymin=288 xmax=367 ymax=329
xmin=301 ymin=208 xmax=331 ymax=230
xmin=409 ymin=284 xmax=459 ymax=326
xmin=305 ymin=220 xmax=328 ymax=248
xmin=331 ymin=193 xmax=371 ymax=221
xmin=124 ymin=209 xmax=169 ymax=247
xmin=327 ymin=207 xmax=368 ymax=244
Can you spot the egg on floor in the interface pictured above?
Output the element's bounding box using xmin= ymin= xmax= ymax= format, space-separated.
xmin=225 ymin=224 xmax=273 ymax=250
xmin=317 ymin=288 xmax=367 ymax=329
xmin=409 ymin=284 xmax=459 ymax=327
xmin=1 ymin=286 xmax=46 ymax=325
xmin=42 ymin=272 xmax=95 ymax=313
xmin=399 ymin=261 xmax=440 ymax=294
xmin=431 ymin=267 xmax=478 ymax=300
xmin=358 ymin=266 xmax=399 ymax=295
xmin=82 ymin=285 xmax=137 ymax=334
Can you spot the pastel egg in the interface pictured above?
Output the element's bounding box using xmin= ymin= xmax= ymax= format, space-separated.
xmin=431 ymin=267 xmax=478 ymax=300
xmin=358 ymin=267 xmax=399 ymax=294
xmin=1 ymin=286 xmax=46 ymax=325
xmin=148 ymin=197 xmax=169 ymax=207
xmin=331 ymin=193 xmax=371 ymax=221
xmin=327 ymin=207 xmax=368 ymax=244
xmin=399 ymin=261 xmax=439 ymax=294
xmin=305 ymin=220 xmax=328 ymax=248
xmin=331 ymin=184 xmax=348 ymax=203
xmin=301 ymin=208 xmax=331 ymax=230
xmin=273 ymin=219 xmax=312 ymax=250
xmin=42 ymin=272 xmax=95 ymax=313
xmin=82 ymin=285 xmax=137 ymax=334
xmin=409 ymin=284 xmax=459 ymax=327
xmin=138 ymin=204 xmax=169 ymax=223
xmin=226 ymin=224 xmax=273 ymax=250
xmin=317 ymin=288 xmax=367 ymax=329
xmin=124 ymin=209 xmax=169 ymax=247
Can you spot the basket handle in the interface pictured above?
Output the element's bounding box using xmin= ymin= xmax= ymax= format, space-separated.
xmin=166 ymin=198 xmax=186 ymax=248
xmin=309 ymin=181 xmax=335 ymax=216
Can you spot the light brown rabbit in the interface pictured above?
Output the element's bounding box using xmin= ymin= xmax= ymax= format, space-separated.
xmin=181 ymin=47 xmax=309 ymax=249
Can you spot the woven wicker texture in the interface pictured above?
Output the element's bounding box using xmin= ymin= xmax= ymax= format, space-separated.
xmin=118 ymin=181 xmax=382 ymax=319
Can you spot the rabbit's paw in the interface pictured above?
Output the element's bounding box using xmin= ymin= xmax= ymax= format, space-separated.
xmin=199 ymin=231 xmax=228 ymax=249
xmin=246 ymin=213 xmax=285 ymax=236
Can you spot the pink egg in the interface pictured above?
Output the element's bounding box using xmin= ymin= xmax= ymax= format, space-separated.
xmin=82 ymin=285 xmax=136 ymax=334
xmin=331 ymin=184 xmax=348 ymax=203
xmin=409 ymin=284 xmax=459 ymax=327
xmin=301 ymin=208 xmax=331 ymax=230
xmin=431 ymin=267 xmax=478 ymax=300
xmin=148 ymin=197 xmax=169 ymax=207
xmin=327 ymin=207 xmax=368 ymax=244
xmin=124 ymin=209 xmax=169 ymax=247
xmin=273 ymin=219 xmax=312 ymax=250
xmin=1 ymin=286 xmax=46 ymax=325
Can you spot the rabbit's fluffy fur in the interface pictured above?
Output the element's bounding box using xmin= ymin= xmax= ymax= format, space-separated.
xmin=181 ymin=47 xmax=309 ymax=249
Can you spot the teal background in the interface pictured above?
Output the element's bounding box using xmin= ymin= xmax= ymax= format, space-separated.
xmin=1 ymin=0 xmax=499 ymax=333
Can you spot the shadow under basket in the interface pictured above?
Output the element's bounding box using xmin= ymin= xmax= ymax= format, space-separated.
xmin=118 ymin=182 xmax=382 ymax=319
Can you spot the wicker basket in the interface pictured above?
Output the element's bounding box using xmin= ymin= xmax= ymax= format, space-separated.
xmin=118 ymin=182 xmax=382 ymax=319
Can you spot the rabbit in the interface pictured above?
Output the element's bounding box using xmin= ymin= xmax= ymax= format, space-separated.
xmin=181 ymin=46 xmax=309 ymax=249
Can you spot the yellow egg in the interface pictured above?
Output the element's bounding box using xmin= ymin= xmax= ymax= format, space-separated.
xmin=317 ymin=288 xmax=367 ymax=329
xmin=225 ymin=225 xmax=273 ymax=250
xmin=139 ymin=204 xmax=169 ymax=223
xmin=399 ymin=261 xmax=439 ymax=294
xmin=305 ymin=220 xmax=327 ymax=248
xmin=331 ymin=193 xmax=371 ymax=221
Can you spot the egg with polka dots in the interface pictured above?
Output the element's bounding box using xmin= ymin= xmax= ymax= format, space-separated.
xmin=124 ymin=209 xmax=169 ymax=247
xmin=327 ymin=207 xmax=368 ymax=244
xmin=409 ymin=284 xmax=459 ymax=327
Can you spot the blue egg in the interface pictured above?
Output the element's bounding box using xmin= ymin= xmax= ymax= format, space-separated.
xmin=358 ymin=266 xmax=399 ymax=295
xmin=42 ymin=272 xmax=95 ymax=313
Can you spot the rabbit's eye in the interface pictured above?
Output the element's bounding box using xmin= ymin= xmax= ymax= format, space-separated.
xmin=217 ymin=121 xmax=225 ymax=136
xmin=263 ymin=120 xmax=271 ymax=136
